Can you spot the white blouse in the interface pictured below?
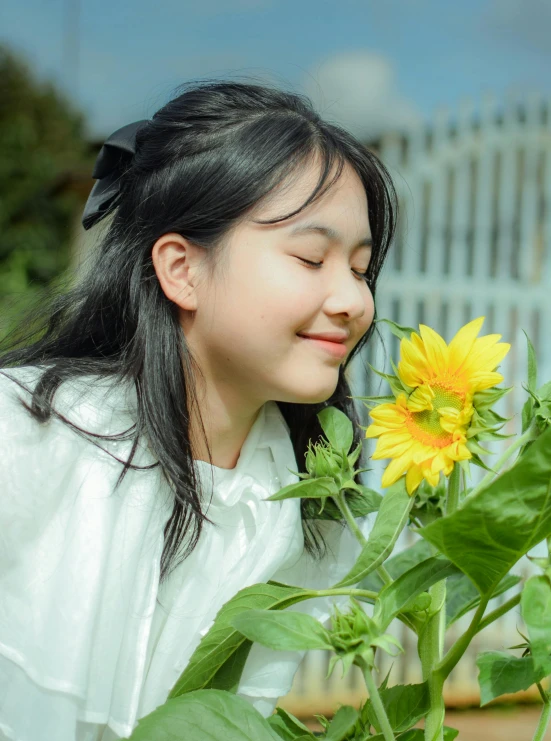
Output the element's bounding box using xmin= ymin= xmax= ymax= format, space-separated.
xmin=0 ymin=367 xmax=369 ymax=741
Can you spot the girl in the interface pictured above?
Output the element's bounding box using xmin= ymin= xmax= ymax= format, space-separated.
xmin=0 ymin=79 xmax=397 ymax=740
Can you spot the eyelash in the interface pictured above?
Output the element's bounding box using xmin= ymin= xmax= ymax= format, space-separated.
xmin=297 ymin=257 xmax=372 ymax=282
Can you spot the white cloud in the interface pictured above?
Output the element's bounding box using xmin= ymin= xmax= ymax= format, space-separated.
xmin=302 ymin=50 xmax=423 ymax=141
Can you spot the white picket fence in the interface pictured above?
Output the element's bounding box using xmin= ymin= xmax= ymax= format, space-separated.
xmin=283 ymin=90 xmax=551 ymax=715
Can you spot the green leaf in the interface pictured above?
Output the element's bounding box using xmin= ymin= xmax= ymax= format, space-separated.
xmin=344 ymin=485 xmax=382 ymax=512
xmin=333 ymin=479 xmax=413 ymax=588
xmin=169 ymin=582 xmax=314 ymax=698
xmin=370 ymin=730 xmax=458 ymax=741
xmin=364 ymin=682 xmax=430 ymax=734
xmin=371 ymin=633 xmax=404 ymax=656
xmin=324 ymin=705 xmax=359 ymax=741
xmin=443 ymin=729 xmax=460 ymax=741
xmin=524 ymin=329 xmax=538 ymax=395
xmin=468 ymin=451 xmax=496 ymax=473
xmin=476 ymin=651 xmax=549 ymax=706
xmin=354 ymin=394 xmax=397 ymax=406
xmin=446 ymin=573 xmax=521 ymax=627
xmin=267 ymin=708 xmax=315 ymax=740
xmin=419 ymin=424 xmax=551 ymax=595
xmin=473 ymin=385 xmax=513 ymax=410
xmin=318 ymin=406 xmax=354 ymax=454
xmin=205 ymin=639 xmax=254 ymax=693
xmin=303 ymin=485 xmax=382 ymax=521
xmin=465 ymin=438 xmax=492 ymax=457
xmin=365 ymin=362 xmax=408 ymax=400
xmin=387 ymin=358 xmax=415 ymax=395
xmin=374 ymin=557 xmax=461 ymax=628
xmin=361 ymin=540 xmax=434 ymax=592
xmin=374 ymin=317 xmax=417 ymax=341
xmin=230 ymin=609 xmax=332 ymax=652
xmin=521 ymin=575 xmax=551 ymax=674
xmin=266 ymin=477 xmax=339 ymax=502
xmin=124 ymin=689 xmax=281 ymax=740
xmin=347 ymin=440 xmax=363 ymax=468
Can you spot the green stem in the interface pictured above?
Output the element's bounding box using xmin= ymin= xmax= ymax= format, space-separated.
xmin=532 ymin=689 xmax=551 ymax=741
xmin=377 ymin=564 xmax=393 ymax=586
xmin=446 ymin=465 xmax=461 ymax=516
xmin=334 ymin=492 xmax=393 ymax=586
xmin=420 ymin=580 xmax=447 ymax=741
xmin=422 ymin=466 xmax=462 ymax=741
xmin=536 ymin=682 xmax=548 ymax=705
xmin=334 ymin=492 xmax=367 ymax=545
xmin=467 ymin=426 xmax=536 ymax=500
xmin=312 ymin=587 xmax=379 ymax=602
xmin=475 ymin=593 xmax=521 ymax=635
xmin=437 ymin=596 xmax=490 ymax=678
xmin=358 ymin=658 xmax=396 ymax=741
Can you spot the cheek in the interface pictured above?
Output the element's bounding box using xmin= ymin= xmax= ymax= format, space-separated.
xmin=360 ymin=289 xmax=376 ymax=330
xmin=366 ymin=290 xmax=375 ymax=317
xmin=246 ymin=263 xmax=303 ymax=322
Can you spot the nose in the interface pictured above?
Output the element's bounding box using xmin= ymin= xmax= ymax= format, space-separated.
xmin=322 ymin=265 xmax=369 ymax=322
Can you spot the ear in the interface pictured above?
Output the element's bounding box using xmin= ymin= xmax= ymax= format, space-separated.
xmin=152 ymin=232 xmax=204 ymax=312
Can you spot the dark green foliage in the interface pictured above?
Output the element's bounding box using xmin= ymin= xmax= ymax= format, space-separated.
xmin=0 ymin=45 xmax=91 ymax=339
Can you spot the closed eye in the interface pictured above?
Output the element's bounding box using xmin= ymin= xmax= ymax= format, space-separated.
xmin=296 ymin=257 xmax=371 ymax=281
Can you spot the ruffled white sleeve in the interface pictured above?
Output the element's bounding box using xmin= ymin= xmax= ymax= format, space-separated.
xmin=0 ymin=369 xmax=171 ymax=741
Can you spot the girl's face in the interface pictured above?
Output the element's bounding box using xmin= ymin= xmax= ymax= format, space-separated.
xmin=174 ymin=160 xmax=374 ymax=413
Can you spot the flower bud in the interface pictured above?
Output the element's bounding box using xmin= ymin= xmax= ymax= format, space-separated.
xmin=307 ymin=442 xmax=342 ymax=479
xmin=326 ymin=599 xmax=402 ymax=675
xmin=305 ymin=442 xmax=317 ymax=475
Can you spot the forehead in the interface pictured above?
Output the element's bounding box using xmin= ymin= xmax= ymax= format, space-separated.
xmin=247 ymin=160 xmax=370 ymax=240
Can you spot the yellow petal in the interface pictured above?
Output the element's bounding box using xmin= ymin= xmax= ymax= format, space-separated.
xmin=365 ymin=424 xmax=389 ymax=438
xmin=407 ymin=385 xmax=435 ymax=412
xmin=370 ymin=406 xmax=406 ymax=424
xmin=381 ymin=451 xmax=413 ymax=488
xmin=460 ymin=335 xmax=510 ymax=376
xmin=469 ymin=371 xmax=505 ymax=392
xmin=412 ymin=445 xmax=435 ymax=466
xmin=398 ymin=338 xmax=431 ymax=386
xmin=418 ymin=324 xmax=450 ymax=375
xmin=373 ymin=437 xmax=415 ymax=459
xmin=406 ymin=465 xmax=424 ymax=495
xmin=423 ymin=468 xmax=440 ymax=487
xmin=438 ymin=406 xmax=460 ymax=420
xmin=447 ymin=316 xmax=485 ymax=373
xmin=431 ymin=451 xmax=447 ymax=474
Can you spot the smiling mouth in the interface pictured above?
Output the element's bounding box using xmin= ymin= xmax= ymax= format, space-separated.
xmin=297 ymin=334 xmax=348 ymax=359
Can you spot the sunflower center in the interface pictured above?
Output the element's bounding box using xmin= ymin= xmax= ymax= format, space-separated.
xmin=406 ymin=383 xmax=465 ymax=448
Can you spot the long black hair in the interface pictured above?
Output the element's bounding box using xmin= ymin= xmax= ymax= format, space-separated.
xmin=0 ymin=78 xmax=398 ymax=583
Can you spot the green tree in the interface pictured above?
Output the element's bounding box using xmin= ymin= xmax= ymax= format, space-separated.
xmin=0 ymin=45 xmax=91 ymax=340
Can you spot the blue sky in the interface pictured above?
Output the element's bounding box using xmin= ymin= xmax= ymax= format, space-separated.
xmin=2 ymin=0 xmax=550 ymax=139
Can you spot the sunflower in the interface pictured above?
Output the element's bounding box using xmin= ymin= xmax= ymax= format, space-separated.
xmin=364 ymin=316 xmax=511 ymax=495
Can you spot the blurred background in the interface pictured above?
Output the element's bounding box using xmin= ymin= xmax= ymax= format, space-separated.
xmin=1 ymin=1 xmax=551 ymax=738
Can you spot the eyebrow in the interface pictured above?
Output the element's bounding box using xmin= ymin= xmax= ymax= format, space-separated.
xmin=288 ymin=222 xmax=373 ymax=250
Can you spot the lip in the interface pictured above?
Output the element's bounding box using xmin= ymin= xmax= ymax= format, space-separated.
xmin=298 ymin=335 xmax=348 ymax=359
xmin=297 ymin=331 xmax=350 ymax=343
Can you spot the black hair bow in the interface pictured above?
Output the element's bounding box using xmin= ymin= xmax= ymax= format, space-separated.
xmin=82 ymin=119 xmax=149 ymax=230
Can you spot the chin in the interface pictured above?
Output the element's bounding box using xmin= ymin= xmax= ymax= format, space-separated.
xmin=295 ymin=384 xmax=339 ymax=405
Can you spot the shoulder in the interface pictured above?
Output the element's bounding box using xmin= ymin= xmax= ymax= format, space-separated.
xmin=0 ymin=365 xmax=153 ymax=464
xmin=0 ymin=365 xmax=136 ymax=429
xmin=0 ymin=367 xmax=161 ymax=565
